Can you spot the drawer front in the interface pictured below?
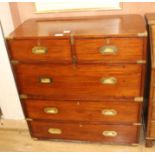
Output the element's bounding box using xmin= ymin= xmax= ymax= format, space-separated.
xmin=14 ymin=64 xmax=142 ymax=100
xmin=150 ymin=122 xmax=155 ymax=138
xmin=75 ymin=38 xmax=144 ymax=62
xmin=29 ymin=121 xmax=139 ymax=144
xmin=24 ymin=100 xmax=140 ymax=123
xmin=7 ymin=39 xmax=71 ymax=62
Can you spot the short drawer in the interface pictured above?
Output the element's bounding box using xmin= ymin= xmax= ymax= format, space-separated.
xmin=7 ymin=39 xmax=71 ymax=63
xmin=75 ymin=38 xmax=144 ymax=62
xmin=29 ymin=121 xmax=139 ymax=144
xmin=14 ymin=64 xmax=142 ymax=100
xmin=24 ymin=100 xmax=140 ymax=123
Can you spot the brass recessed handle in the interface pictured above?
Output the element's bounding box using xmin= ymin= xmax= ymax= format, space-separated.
xmin=32 ymin=46 xmax=48 ymax=54
xmin=101 ymin=109 xmax=117 ymax=116
xmin=44 ymin=107 xmax=59 ymax=114
xmin=99 ymin=46 xmax=118 ymax=55
xmin=48 ymin=128 xmax=62 ymax=135
xmin=39 ymin=77 xmax=53 ymax=84
xmin=100 ymin=77 xmax=117 ymax=85
xmin=102 ymin=131 xmax=118 ymax=137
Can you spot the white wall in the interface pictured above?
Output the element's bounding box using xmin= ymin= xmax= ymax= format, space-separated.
xmin=0 ymin=2 xmax=24 ymax=119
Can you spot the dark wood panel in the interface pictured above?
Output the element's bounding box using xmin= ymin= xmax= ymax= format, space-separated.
xmin=7 ymin=39 xmax=72 ymax=63
xmin=23 ymin=100 xmax=140 ymax=123
xmin=75 ymin=38 xmax=144 ymax=63
xmin=14 ymin=64 xmax=142 ymax=100
xmin=29 ymin=121 xmax=139 ymax=144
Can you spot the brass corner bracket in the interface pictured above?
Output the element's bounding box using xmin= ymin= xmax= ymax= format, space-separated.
xmin=11 ymin=60 xmax=19 ymax=65
xmin=133 ymin=123 xmax=142 ymax=126
xmin=26 ymin=118 xmax=33 ymax=121
xmin=134 ymin=97 xmax=144 ymax=102
xmin=32 ymin=137 xmax=38 ymax=141
xmin=137 ymin=31 xmax=148 ymax=37
xmin=131 ymin=143 xmax=139 ymax=146
xmin=5 ymin=36 xmax=13 ymax=40
xmin=70 ymin=34 xmax=74 ymax=45
xmin=136 ymin=60 xmax=146 ymax=64
xmin=19 ymin=94 xmax=28 ymax=99
xmin=146 ymin=137 xmax=155 ymax=140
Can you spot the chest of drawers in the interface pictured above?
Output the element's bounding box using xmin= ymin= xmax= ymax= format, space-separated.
xmin=6 ymin=15 xmax=147 ymax=145
xmin=144 ymin=13 xmax=155 ymax=147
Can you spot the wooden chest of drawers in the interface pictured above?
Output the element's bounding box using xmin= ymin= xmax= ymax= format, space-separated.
xmin=6 ymin=15 xmax=147 ymax=145
xmin=144 ymin=13 xmax=155 ymax=147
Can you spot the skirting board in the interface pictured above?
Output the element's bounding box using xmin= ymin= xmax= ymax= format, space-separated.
xmin=0 ymin=119 xmax=28 ymax=130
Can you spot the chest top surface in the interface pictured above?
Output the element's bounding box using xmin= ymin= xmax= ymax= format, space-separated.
xmin=8 ymin=14 xmax=146 ymax=39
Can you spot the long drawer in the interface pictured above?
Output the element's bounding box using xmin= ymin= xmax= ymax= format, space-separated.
xmin=29 ymin=121 xmax=139 ymax=144
xmin=7 ymin=39 xmax=71 ymax=63
xmin=14 ymin=64 xmax=142 ymax=100
xmin=24 ymin=100 xmax=140 ymax=123
xmin=75 ymin=38 xmax=144 ymax=63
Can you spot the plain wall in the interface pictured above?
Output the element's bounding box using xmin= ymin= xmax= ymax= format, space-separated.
xmin=9 ymin=2 xmax=21 ymax=28
xmin=0 ymin=2 xmax=24 ymax=120
xmin=9 ymin=2 xmax=155 ymax=28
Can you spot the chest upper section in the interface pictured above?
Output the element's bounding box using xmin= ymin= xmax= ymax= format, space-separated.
xmin=6 ymin=14 xmax=147 ymax=64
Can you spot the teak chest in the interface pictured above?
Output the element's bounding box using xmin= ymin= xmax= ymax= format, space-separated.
xmin=6 ymin=15 xmax=147 ymax=145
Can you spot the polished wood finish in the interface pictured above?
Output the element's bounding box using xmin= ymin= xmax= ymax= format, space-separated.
xmin=30 ymin=120 xmax=139 ymax=144
xmin=6 ymin=15 xmax=147 ymax=145
xmin=7 ymin=15 xmax=146 ymax=38
xmin=7 ymin=39 xmax=71 ymax=63
xmin=14 ymin=64 xmax=142 ymax=100
xmin=23 ymin=100 xmax=140 ymax=123
xmin=75 ymin=38 xmax=144 ymax=63
xmin=145 ymin=13 xmax=155 ymax=147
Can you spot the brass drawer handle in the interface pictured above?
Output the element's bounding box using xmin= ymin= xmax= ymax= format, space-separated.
xmin=102 ymin=131 xmax=118 ymax=137
xmin=99 ymin=46 xmax=118 ymax=55
xmin=39 ymin=77 xmax=53 ymax=84
xmin=48 ymin=128 xmax=62 ymax=135
xmin=101 ymin=109 xmax=117 ymax=116
xmin=100 ymin=77 xmax=117 ymax=85
xmin=44 ymin=107 xmax=59 ymax=114
xmin=32 ymin=46 xmax=48 ymax=54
